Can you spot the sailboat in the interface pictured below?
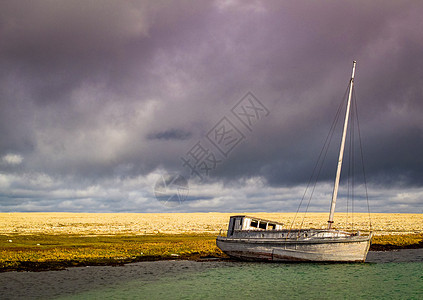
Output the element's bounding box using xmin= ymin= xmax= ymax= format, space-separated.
xmin=216 ymin=61 xmax=373 ymax=262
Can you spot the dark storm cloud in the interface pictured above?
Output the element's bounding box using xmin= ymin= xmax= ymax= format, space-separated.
xmin=0 ymin=0 xmax=422 ymax=212
xmin=148 ymin=129 xmax=192 ymax=141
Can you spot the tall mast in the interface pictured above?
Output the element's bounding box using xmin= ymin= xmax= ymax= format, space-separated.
xmin=328 ymin=61 xmax=356 ymax=229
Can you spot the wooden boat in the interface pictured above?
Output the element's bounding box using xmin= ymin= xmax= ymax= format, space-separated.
xmin=216 ymin=61 xmax=372 ymax=262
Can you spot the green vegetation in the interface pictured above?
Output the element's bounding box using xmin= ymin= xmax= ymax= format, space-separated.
xmin=371 ymin=233 xmax=423 ymax=250
xmin=0 ymin=234 xmax=224 ymax=272
xmin=1 ymin=233 xmax=422 ymax=272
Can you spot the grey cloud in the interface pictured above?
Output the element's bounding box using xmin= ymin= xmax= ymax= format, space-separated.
xmin=148 ymin=129 xmax=192 ymax=141
xmin=1 ymin=1 xmax=422 ymax=212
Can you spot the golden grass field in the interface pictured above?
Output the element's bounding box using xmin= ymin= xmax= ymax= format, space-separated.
xmin=1 ymin=212 xmax=422 ymax=235
xmin=0 ymin=213 xmax=422 ymax=271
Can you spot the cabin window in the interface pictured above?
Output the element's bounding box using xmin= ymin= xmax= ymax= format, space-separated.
xmin=268 ymin=223 xmax=276 ymax=230
xmin=259 ymin=222 xmax=267 ymax=230
xmin=250 ymin=220 xmax=258 ymax=228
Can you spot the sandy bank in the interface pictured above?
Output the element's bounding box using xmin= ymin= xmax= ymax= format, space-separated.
xmin=1 ymin=212 xmax=422 ymax=235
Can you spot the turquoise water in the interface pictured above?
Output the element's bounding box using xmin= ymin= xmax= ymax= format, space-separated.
xmin=59 ymin=261 xmax=422 ymax=299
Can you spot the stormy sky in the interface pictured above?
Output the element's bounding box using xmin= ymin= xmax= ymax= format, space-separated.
xmin=1 ymin=0 xmax=422 ymax=213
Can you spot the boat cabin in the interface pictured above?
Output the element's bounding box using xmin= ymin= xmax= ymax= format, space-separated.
xmin=227 ymin=215 xmax=283 ymax=236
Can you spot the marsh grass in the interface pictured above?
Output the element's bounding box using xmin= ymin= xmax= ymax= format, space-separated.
xmin=1 ymin=232 xmax=422 ymax=271
xmin=371 ymin=233 xmax=423 ymax=250
xmin=0 ymin=234 xmax=222 ymax=271
xmin=1 ymin=213 xmax=422 ymax=271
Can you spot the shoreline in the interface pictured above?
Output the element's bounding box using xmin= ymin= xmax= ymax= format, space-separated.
xmin=1 ymin=233 xmax=422 ymax=272
xmin=2 ymin=250 xmax=422 ymax=300
xmin=1 ymin=213 xmax=421 ymax=272
xmin=2 ymin=244 xmax=423 ymax=273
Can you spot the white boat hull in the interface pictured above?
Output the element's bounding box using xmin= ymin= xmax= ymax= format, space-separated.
xmin=216 ymin=62 xmax=372 ymax=263
xmin=216 ymin=235 xmax=372 ymax=262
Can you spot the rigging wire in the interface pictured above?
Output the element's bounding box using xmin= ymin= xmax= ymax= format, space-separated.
xmin=290 ymin=84 xmax=350 ymax=233
xmin=346 ymin=87 xmax=355 ymax=231
xmin=345 ymin=94 xmax=354 ymax=228
xmin=349 ymin=87 xmax=356 ymax=231
xmin=290 ymin=71 xmax=372 ymax=234
xmin=353 ymin=89 xmax=373 ymax=231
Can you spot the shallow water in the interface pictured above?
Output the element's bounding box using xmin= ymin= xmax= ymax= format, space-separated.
xmin=1 ymin=249 xmax=422 ymax=300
